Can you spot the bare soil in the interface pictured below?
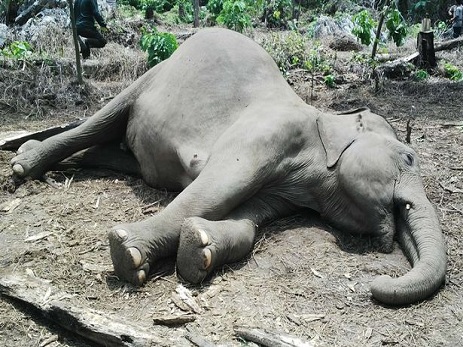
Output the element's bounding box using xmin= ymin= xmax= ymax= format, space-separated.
xmin=0 ymin=31 xmax=462 ymax=347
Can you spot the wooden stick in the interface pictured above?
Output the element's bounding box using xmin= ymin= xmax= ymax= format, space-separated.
xmin=0 ymin=274 xmax=163 ymax=347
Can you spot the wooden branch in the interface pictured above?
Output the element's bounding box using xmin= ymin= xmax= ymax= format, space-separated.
xmin=234 ymin=326 xmax=313 ymax=347
xmin=184 ymin=331 xmax=216 ymax=347
xmin=0 ymin=119 xmax=85 ymax=151
xmin=439 ymin=182 xmax=463 ymax=194
xmin=406 ymin=119 xmax=412 ymax=144
xmin=0 ymin=274 xmax=164 ymax=347
xmin=153 ymin=314 xmax=196 ymax=326
xmin=375 ymin=36 xmax=463 ymax=67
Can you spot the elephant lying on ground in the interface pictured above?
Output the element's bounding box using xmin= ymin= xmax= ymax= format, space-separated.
xmin=10 ymin=28 xmax=446 ymax=305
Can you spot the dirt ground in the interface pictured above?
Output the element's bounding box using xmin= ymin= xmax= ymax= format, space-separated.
xmin=1 ymin=29 xmax=463 ymax=347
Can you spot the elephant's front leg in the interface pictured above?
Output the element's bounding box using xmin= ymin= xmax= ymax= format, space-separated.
xmin=176 ymin=194 xmax=289 ymax=284
xmin=108 ymin=216 xmax=181 ymax=285
xmin=108 ymin=134 xmax=288 ymax=285
xmin=176 ymin=217 xmax=257 ymax=284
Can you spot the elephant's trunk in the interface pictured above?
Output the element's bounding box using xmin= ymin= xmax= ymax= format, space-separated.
xmin=370 ymin=185 xmax=447 ymax=305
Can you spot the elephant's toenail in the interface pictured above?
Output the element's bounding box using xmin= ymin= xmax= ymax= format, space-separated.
xmin=203 ymin=248 xmax=212 ymax=269
xmin=115 ymin=229 xmax=128 ymax=240
xmin=137 ymin=270 xmax=146 ymax=284
xmin=128 ymin=248 xmax=142 ymax=267
xmin=12 ymin=164 xmax=24 ymax=176
xmin=198 ymin=229 xmax=209 ymax=246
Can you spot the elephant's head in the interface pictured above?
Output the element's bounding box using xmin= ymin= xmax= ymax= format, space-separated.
xmin=317 ymin=108 xmax=446 ymax=305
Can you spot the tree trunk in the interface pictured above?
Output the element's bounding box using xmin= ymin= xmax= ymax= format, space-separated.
xmin=68 ymin=0 xmax=83 ymax=84
xmin=193 ymin=0 xmax=200 ymax=28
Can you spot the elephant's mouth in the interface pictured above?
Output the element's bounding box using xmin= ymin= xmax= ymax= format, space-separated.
xmin=394 ymin=201 xmax=419 ymax=265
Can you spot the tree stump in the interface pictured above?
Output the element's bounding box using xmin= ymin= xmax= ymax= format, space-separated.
xmin=417 ymin=31 xmax=436 ymax=68
xmin=416 ymin=18 xmax=436 ymax=69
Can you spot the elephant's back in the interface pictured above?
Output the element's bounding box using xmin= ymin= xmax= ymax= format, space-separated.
xmin=130 ymin=28 xmax=298 ymax=143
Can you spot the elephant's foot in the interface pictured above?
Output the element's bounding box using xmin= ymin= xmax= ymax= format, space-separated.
xmin=108 ymin=222 xmax=177 ymax=286
xmin=108 ymin=229 xmax=151 ymax=286
xmin=176 ymin=217 xmax=256 ymax=284
xmin=10 ymin=139 xmax=49 ymax=179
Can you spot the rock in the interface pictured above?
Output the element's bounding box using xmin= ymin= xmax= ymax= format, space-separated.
xmin=313 ymin=15 xmax=355 ymax=40
xmin=0 ymin=24 xmax=8 ymax=48
xmin=329 ymin=34 xmax=362 ymax=51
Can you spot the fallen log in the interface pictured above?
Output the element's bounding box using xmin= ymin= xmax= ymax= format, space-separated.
xmin=377 ymin=52 xmax=419 ymax=78
xmin=435 ymin=36 xmax=463 ymax=52
xmin=0 ymin=118 xmax=85 ymax=151
xmin=0 ymin=274 xmax=165 ymax=347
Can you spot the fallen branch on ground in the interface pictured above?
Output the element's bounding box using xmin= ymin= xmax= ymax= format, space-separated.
xmin=234 ymin=326 xmax=313 ymax=347
xmin=0 ymin=274 xmax=163 ymax=347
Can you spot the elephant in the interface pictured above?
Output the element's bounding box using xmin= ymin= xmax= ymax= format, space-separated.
xmin=10 ymin=28 xmax=446 ymax=306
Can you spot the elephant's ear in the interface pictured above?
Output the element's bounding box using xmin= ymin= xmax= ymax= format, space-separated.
xmin=317 ymin=113 xmax=366 ymax=168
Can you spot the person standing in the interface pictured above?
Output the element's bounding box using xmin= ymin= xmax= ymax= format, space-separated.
xmin=451 ymin=0 xmax=463 ymax=38
xmin=74 ymin=0 xmax=108 ymax=59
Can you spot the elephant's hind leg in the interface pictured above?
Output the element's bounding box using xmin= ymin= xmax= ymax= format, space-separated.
xmin=176 ymin=217 xmax=256 ymax=284
xmin=54 ymin=142 xmax=141 ymax=176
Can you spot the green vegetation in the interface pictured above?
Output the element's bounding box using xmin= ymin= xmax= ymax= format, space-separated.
xmin=385 ymin=7 xmax=407 ymax=46
xmin=413 ymin=69 xmax=429 ymax=81
xmin=1 ymin=41 xmax=33 ymax=59
xmin=217 ymin=1 xmax=251 ymax=32
xmin=119 ymin=0 xmax=175 ymax=13
xmin=352 ymin=10 xmax=375 ymax=45
xmin=2 ymin=0 xmax=461 ymax=87
xmin=324 ymin=74 xmax=336 ymax=88
xmin=260 ymin=31 xmax=308 ymax=73
xmin=444 ymin=62 xmax=463 ymax=81
xmin=140 ymin=27 xmax=178 ymax=67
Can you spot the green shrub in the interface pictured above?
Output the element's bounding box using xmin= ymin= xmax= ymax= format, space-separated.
xmin=1 ymin=41 xmax=33 ymax=59
xmin=118 ymin=0 xmax=174 ymax=12
xmin=352 ymin=9 xmax=376 ymax=45
xmin=324 ymin=74 xmax=336 ymax=88
xmin=140 ymin=28 xmax=178 ymax=67
xmin=413 ymin=69 xmax=429 ymax=81
xmin=207 ymin=0 xmax=224 ymax=17
xmin=385 ymin=7 xmax=407 ymax=46
xmin=304 ymin=43 xmax=332 ymax=75
xmin=261 ymin=0 xmax=292 ymax=28
xmin=260 ymin=32 xmax=333 ymax=76
xmin=260 ymin=31 xmax=308 ymax=73
xmin=444 ymin=62 xmax=463 ymax=81
xmin=217 ymin=1 xmax=251 ymax=33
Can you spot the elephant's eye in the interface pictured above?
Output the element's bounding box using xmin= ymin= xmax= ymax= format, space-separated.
xmin=402 ymin=153 xmax=414 ymax=166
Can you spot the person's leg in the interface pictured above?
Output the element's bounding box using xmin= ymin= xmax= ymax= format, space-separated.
xmin=77 ymin=35 xmax=90 ymax=59
xmin=453 ymin=26 xmax=462 ymax=38
xmin=77 ymin=27 xmax=107 ymax=57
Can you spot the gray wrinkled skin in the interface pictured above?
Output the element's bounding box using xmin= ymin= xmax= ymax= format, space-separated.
xmin=10 ymin=28 xmax=446 ymax=306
